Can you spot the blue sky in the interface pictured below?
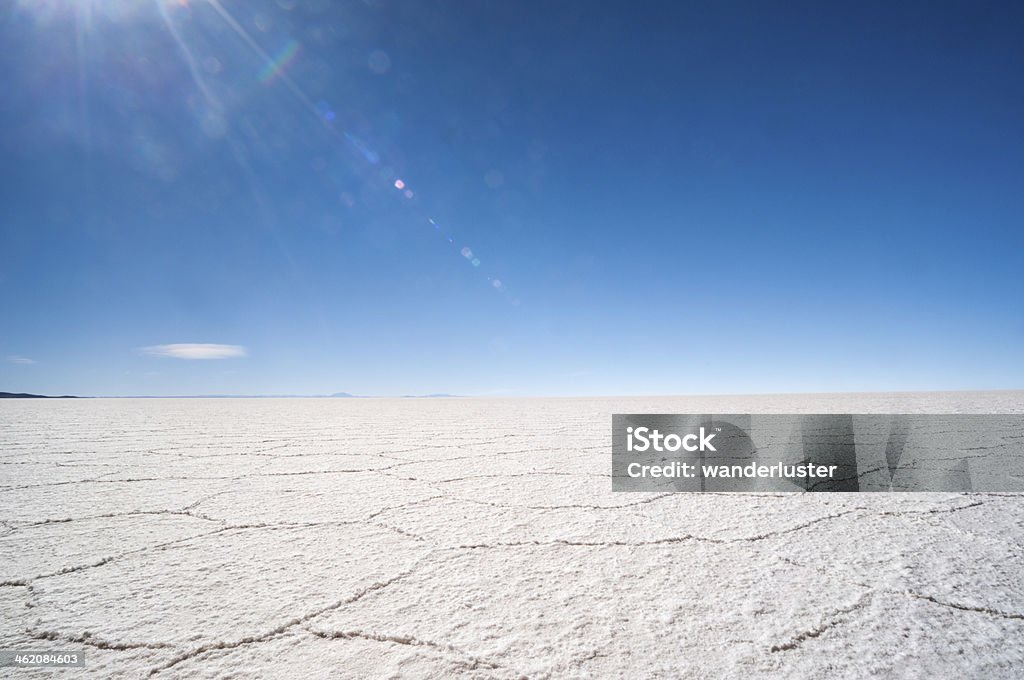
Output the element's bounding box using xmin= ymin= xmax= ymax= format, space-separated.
xmin=1 ymin=0 xmax=1022 ymax=397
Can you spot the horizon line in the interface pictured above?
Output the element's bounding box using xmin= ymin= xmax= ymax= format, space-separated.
xmin=4 ymin=388 xmax=1024 ymax=400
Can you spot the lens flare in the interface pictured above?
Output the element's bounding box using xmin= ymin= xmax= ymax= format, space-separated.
xmin=344 ymin=133 xmax=380 ymax=165
xmin=258 ymin=38 xmax=300 ymax=84
xmin=199 ymin=0 xmax=516 ymax=303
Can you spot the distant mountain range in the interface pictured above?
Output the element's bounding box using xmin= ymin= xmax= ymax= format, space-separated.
xmin=331 ymin=392 xmax=461 ymax=398
xmin=1 ymin=391 xmax=456 ymax=399
xmin=0 ymin=392 xmax=78 ymax=399
xmin=0 ymin=393 xmax=456 ymax=399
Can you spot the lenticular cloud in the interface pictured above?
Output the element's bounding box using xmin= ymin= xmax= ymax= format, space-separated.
xmin=140 ymin=344 xmax=247 ymax=360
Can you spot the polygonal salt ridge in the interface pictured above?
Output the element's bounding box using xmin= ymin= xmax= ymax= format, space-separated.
xmin=307 ymin=542 xmax=868 ymax=678
xmin=191 ymin=471 xmax=440 ymax=525
xmin=26 ymin=523 xmax=432 ymax=652
xmin=0 ymin=478 xmax=241 ymax=525
xmin=0 ymin=513 xmax=218 ymax=585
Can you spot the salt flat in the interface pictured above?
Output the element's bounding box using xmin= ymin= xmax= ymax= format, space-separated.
xmin=1 ymin=393 xmax=1023 ymax=679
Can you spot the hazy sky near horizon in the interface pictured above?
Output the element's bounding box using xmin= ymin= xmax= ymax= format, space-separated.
xmin=2 ymin=0 xmax=1023 ymax=397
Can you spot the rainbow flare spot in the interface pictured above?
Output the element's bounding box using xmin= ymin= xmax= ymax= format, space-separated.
xmin=258 ymin=39 xmax=301 ymax=84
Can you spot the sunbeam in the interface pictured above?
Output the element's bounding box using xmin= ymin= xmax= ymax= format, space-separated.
xmin=155 ymin=0 xmax=220 ymax=112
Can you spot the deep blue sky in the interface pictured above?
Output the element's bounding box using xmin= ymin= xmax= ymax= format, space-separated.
xmin=1 ymin=0 xmax=1022 ymax=396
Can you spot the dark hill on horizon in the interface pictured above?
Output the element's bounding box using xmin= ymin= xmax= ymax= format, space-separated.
xmin=0 ymin=392 xmax=78 ymax=399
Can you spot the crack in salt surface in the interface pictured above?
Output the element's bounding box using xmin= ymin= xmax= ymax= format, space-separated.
xmin=145 ymin=562 xmax=428 ymax=676
xmin=874 ymin=500 xmax=986 ymax=516
xmin=770 ymin=591 xmax=874 ymax=652
xmin=904 ymin=591 xmax=1024 ymax=620
xmin=453 ymin=509 xmax=863 ymax=548
xmin=308 ymin=627 xmax=504 ymax=671
xmin=5 ymin=527 xmax=243 ymax=585
xmin=452 ymin=492 xmax=676 ymax=511
xmin=5 ymin=521 xmax=405 ymax=587
xmin=364 ymin=495 xmax=446 ymax=521
xmin=13 ymin=509 xmax=225 ymax=530
xmin=30 ymin=629 xmax=174 ymax=651
xmin=0 ymin=465 xmax=417 ymax=491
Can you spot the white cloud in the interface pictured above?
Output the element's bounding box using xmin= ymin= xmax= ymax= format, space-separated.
xmin=7 ymin=355 xmax=35 ymax=365
xmin=140 ymin=344 xmax=247 ymax=360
